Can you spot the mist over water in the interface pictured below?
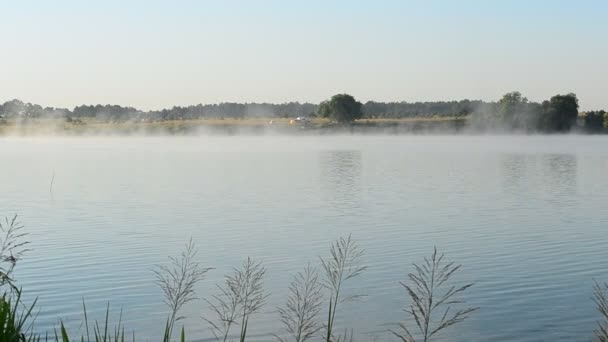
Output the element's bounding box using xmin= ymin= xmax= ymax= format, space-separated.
xmin=2 ymin=135 xmax=608 ymax=341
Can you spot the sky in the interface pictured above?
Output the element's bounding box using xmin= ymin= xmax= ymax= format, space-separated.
xmin=1 ymin=0 xmax=607 ymax=110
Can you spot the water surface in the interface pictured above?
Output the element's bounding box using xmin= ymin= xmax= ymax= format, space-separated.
xmin=2 ymin=135 xmax=608 ymax=341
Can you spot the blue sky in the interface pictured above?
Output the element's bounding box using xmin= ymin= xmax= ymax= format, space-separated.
xmin=1 ymin=0 xmax=607 ymax=110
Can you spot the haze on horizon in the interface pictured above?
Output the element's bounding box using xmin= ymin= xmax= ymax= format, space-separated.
xmin=1 ymin=0 xmax=607 ymax=111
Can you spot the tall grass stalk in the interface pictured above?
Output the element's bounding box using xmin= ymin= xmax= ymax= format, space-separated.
xmin=593 ymin=281 xmax=608 ymax=341
xmin=0 ymin=215 xmax=30 ymax=289
xmin=320 ymin=235 xmax=366 ymax=342
xmin=275 ymin=265 xmax=324 ymax=342
xmin=155 ymin=239 xmax=211 ymax=340
xmin=204 ymin=257 xmax=267 ymax=342
xmin=391 ymin=247 xmax=478 ymax=342
xmin=52 ymin=301 xmax=134 ymax=342
xmin=0 ymin=289 xmax=38 ymax=341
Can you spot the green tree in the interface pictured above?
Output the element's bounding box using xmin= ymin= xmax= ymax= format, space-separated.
xmin=472 ymin=91 xmax=540 ymax=131
xmin=583 ymin=110 xmax=606 ymax=132
xmin=318 ymin=94 xmax=363 ymax=124
xmin=539 ymin=93 xmax=579 ymax=132
xmin=497 ymin=91 xmax=528 ymax=125
xmin=495 ymin=91 xmax=543 ymax=131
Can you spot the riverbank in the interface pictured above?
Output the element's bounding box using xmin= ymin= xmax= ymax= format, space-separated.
xmin=0 ymin=117 xmax=468 ymax=136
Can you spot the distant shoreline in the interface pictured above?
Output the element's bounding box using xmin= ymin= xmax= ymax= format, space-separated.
xmin=0 ymin=116 xmax=603 ymax=136
xmin=2 ymin=92 xmax=604 ymax=135
xmin=0 ymin=116 xmax=491 ymax=136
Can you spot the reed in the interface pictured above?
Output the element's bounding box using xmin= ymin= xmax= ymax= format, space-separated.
xmin=391 ymin=247 xmax=478 ymax=342
xmin=593 ymin=281 xmax=608 ymax=341
xmin=154 ymin=239 xmax=211 ymax=340
xmin=275 ymin=265 xmax=324 ymax=342
xmin=320 ymin=235 xmax=367 ymax=342
xmin=204 ymin=257 xmax=267 ymax=342
xmin=0 ymin=215 xmax=30 ymax=289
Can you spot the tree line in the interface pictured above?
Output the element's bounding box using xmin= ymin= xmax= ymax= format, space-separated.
xmin=0 ymin=98 xmax=482 ymax=122
xmin=0 ymin=98 xmax=496 ymax=122
xmin=317 ymin=92 xmax=608 ymax=133
xmin=0 ymin=100 xmax=319 ymax=122
xmin=1 ymin=92 xmax=607 ymax=133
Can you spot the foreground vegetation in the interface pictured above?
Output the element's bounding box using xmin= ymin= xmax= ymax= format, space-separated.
xmin=1 ymin=216 xmax=479 ymax=341
xmin=3 ymin=216 xmax=608 ymax=341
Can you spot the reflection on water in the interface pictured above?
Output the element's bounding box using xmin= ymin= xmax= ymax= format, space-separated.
xmin=501 ymin=153 xmax=577 ymax=197
xmin=501 ymin=154 xmax=529 ymax=194
xmin=319 ymin=150 xmax=362 ymax=211
xmin=540 ymin=154 xmax=577 ymax=197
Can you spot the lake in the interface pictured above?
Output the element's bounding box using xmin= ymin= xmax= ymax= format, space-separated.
xmin=2 ymin=135 xmax=608 ymax=341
